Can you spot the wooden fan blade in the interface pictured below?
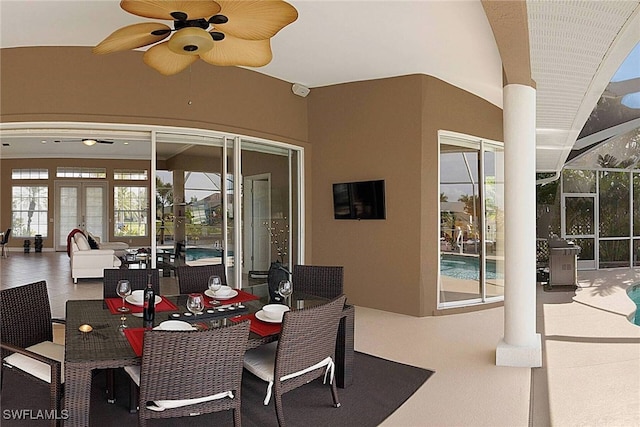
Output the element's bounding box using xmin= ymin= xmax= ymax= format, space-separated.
xmin=213 ymin=0 xmax=298 ymax=40
xmin=143 ymin=42 xmax=199 ymax=75
xmin=199 ymin=35 xmax=272 ymax=67
xmin=93 ymin=22 xmax=171 ymax=54
xmin=120 ymin=0 xmax=221 ymax=21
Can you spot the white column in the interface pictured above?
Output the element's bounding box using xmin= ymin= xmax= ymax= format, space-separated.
xmin=496 ymin=84 xmax=542 ymax=367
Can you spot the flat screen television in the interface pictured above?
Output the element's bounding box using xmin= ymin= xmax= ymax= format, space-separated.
xmin=333 ymin=180 xmax=386 ymax=220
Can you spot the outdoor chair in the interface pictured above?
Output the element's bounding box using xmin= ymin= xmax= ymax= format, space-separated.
xmin=124 ymin=321 xmax=250 ymax=426
xmin=0 ymin=280 xmax=65 ymax=426
xmin=243 ymin=295 xmax=347 ymax=426
xmin=177 ymin=263 xmax=227 ymax=294
xmin=103 ymin=268 xmax=160 ymax=299
xmin=292 ymin=265 xmax=344 ymax=299
xmin=0 ymin=228 xmax=11 ymax=258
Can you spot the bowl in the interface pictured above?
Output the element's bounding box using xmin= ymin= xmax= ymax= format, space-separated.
xmin=217 ymin=286 xmax=233 ymax=296
xmin=262 ymin=304 xmax=290 ymax=321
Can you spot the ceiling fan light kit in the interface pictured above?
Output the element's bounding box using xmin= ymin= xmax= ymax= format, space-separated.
xmin=93 ymin=0 xmax=298 ymax=76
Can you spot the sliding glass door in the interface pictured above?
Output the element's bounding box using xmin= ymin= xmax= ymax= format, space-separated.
xmin=438 ymin=132 xmax=504 ymax=308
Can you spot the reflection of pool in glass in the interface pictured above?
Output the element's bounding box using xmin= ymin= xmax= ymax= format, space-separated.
xmin=440 ymin=254 xmax=502 ymax=280
xmin=627 ymin=284 xmax=640 ymax=326
xmin=186 ymin=247 xmax=232 ymax=261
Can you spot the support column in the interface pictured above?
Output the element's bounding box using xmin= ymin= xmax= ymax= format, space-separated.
xmin=496 ymin=84 xmax=542 ymax=367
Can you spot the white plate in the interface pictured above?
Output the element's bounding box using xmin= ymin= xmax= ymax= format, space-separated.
xmin=125 ymin=294 xmax=162 ymax=307
xmin=204 ymin=289 xmax=238 ymax=300
xmin=255 ymin=309 xmax=283 ymax=324
xmin=154 ymin=320 xmax=194 ymax=331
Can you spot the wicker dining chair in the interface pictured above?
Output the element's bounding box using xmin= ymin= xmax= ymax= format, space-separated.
xmin=243 ymin=295 xmax=347 ymax=426
xmin=0 ymin=280 xmax=65 ymax=427
xmin=103 ymin=268 xmax=161 ymax=298
xmin=124 ymin=321 xmax=250 ymax=426
xmin=292 ymin=265 xmax=344 ymax=299
xmin=177 ymin=264 xmax=227 ymax=294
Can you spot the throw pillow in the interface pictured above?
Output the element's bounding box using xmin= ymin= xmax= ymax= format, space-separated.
xmin=74 ymin=233 xmax=91 ymax=251
xmin=87 ymin=234 xmax=99 ymax=250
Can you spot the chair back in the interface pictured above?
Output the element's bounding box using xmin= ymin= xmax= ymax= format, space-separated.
xmin=275 ymin=295 xmax=347 ymax=380
xmin=177 ymin=264 xmax=227 ymax=294
xmin=175 ymin=241 xmax=186 ymax=265
xmin=1 ymin=228 xmax=11 ymax=244
xmin=0 ymin=281 xmax=53 ymax=359
xmin=138 ymin=321 xmax=250 ymax=416
xmin=103 ymin=268 xmax=160 ymax=298
xmin=292 ymin=265 xmax=344 ymax=299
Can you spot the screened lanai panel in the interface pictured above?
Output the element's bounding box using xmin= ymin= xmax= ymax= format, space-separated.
xmin=634 ymin=173 xmax=640 ymax=237
xmin=599 ymin=171 xmax=629 ymax=237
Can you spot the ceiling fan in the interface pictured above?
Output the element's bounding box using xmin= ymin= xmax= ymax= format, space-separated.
xmin=93 ymin=0 xmax=298 ymax=76
xmin=55 ymin=139 xmax=115 ymax=146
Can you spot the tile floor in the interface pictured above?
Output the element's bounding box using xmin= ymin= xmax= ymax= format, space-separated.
xmin=1 ymin=251 xmax=639 ymax=426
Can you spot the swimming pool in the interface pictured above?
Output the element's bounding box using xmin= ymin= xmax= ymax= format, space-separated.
xmin=440 ymin=254 xmax=502 ymax=280
xmin=626 ymin=284 xmax=640 ymax=326
xmin=186 ymin=247 xmax=232 ymax=261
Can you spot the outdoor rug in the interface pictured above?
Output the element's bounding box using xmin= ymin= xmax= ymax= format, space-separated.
xmin=1 ymin=352 xmax=434 ymax=426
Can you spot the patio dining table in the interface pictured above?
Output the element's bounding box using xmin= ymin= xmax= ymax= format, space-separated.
xmin=63 ymin=293 xmax=354 ymax=426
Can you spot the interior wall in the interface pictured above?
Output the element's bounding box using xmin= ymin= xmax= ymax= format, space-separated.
xmin=0 ymin=158 xmax=152 ymax=249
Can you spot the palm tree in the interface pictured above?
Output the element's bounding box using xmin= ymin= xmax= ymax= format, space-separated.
xmin=156 ymin=177 xmax=173 ymax=244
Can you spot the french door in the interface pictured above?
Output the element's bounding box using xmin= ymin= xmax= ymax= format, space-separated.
xmin=55 ymin=181 xmax=108 ymax=251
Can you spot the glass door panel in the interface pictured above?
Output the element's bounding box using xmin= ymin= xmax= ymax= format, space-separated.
xmin=562 ymin=195 xmax=596 ymax=269
xmin=484 ymin=144 xmax=504 ymax=299
xmin=54 ymin=181 xmax=107 ymax=251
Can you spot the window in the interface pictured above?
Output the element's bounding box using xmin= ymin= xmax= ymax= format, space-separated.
xmin=12 ymin=168 xmax=49 ymax=179
xmin=114 ymin=169 xmax=148 ymax=180
xmin=114 ymin=186 xmax=148 ymax=236
xmin=56 ymin=167 xmax=106 ymax=178
xmin=12 ymin=186 xmax=49 ymax=237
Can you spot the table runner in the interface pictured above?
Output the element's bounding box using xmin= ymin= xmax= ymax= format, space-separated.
xmin=203 ymin=289 xmax=260 ymax=308
xmin=231 ymin=313 xmax=281 ymax=337
xmin=105 ymin=297 xmax=178 ymax=315
xmin=123 ymin=327 xmax=145 ymax=356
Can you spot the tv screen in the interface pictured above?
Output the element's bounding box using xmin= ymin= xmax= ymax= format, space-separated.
xmin=333 ymin=180 xmax=386 ymax=220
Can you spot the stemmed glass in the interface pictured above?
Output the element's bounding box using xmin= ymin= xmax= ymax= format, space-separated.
xmin=116 ymin=280 xmax=131 ymax=313
xmin=278 ymin=279 xmax=293 ymax=307
xmin=187 ymin=293 xmax=204 ymax=315
xmin=208 ymin=275 xmax=222 ymax=304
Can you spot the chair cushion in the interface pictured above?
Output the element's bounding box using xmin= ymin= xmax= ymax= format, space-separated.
xmin=124 ymin=366 xmax=234 ymax=411
xmin=3 ymin=341 xmax=65 ymax=383
xmin=74 ymin=233 xmax=91 ymax=251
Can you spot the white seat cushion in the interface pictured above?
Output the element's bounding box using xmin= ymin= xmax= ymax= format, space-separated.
xmin=3 ymin=341 xmax=65 ymax=383
xmin=124 ymin=366 xmax=234 ymax=412
xmin=243 ymin=341 xmax=335 ymax=405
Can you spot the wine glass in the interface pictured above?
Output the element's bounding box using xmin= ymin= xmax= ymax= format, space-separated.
xmin=278 ymin=279 xmax=293 ymax=307
xmin=208 ymin=275 xmax=222 ymax=303
xmin=187 ymin=293 xmax=204 ymax=315
xmin=116 ymin=280 xmax=131 ymax=313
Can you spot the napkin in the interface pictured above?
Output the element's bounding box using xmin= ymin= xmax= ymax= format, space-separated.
xmin=105 ymin=297 xmax=178 ymax=315
xmin=123 ymin=327 xmax=145 ymax=357
xmin=204 ymin=290 xmax=259 ymax=308
xmin=230 ymin=313 xmax=281 ymax=337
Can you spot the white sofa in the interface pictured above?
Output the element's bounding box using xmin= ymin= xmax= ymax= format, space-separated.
xmin=70 ymin=232 xmax=122 ymax=283
xmin=86 ymin=231 xmax=129 ymax=258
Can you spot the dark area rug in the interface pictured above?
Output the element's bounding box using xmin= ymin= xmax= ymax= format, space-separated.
xmin=1 ymin=352 xmax=434 ymax=426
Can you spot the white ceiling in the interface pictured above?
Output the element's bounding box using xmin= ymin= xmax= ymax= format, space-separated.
xmin=1 ymin=0 xmax=639 ymax=172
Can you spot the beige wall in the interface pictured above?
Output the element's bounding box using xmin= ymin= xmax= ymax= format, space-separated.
xmin=308 ymin=75 xmax=503 ymax=316
xmin=1 ymin=47 xmax=503 ymax=316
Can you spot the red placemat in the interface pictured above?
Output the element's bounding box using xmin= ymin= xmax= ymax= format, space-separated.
xmin=204 ymin=289 xmax=260 ymax=308
xmin=105 ymin=297 xmax=178 ymax=315
xmin=123 ymin=327 xmax=145 ymax=356
xmin=230 ymin=313 xmax=281 ymax=337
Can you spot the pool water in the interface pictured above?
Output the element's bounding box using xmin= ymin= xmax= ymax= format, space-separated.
xmin=627 ymin=284 xmax=640 ymax=326
xmin=186 ymin=247 xmax=231 ymax=261
xmin=440 ymin=254 xmax=502 ymax=280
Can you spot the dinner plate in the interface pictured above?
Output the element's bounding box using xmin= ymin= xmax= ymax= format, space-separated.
xmin=154 ymin=320 xmax=194 ymax=331
xmin=204 ymin=289 xmax=238 ymax=300
xmin=255 ymin=309 xmax=282 ymax=324
xmin=125 ymin=294 xmax=162 ymax=307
